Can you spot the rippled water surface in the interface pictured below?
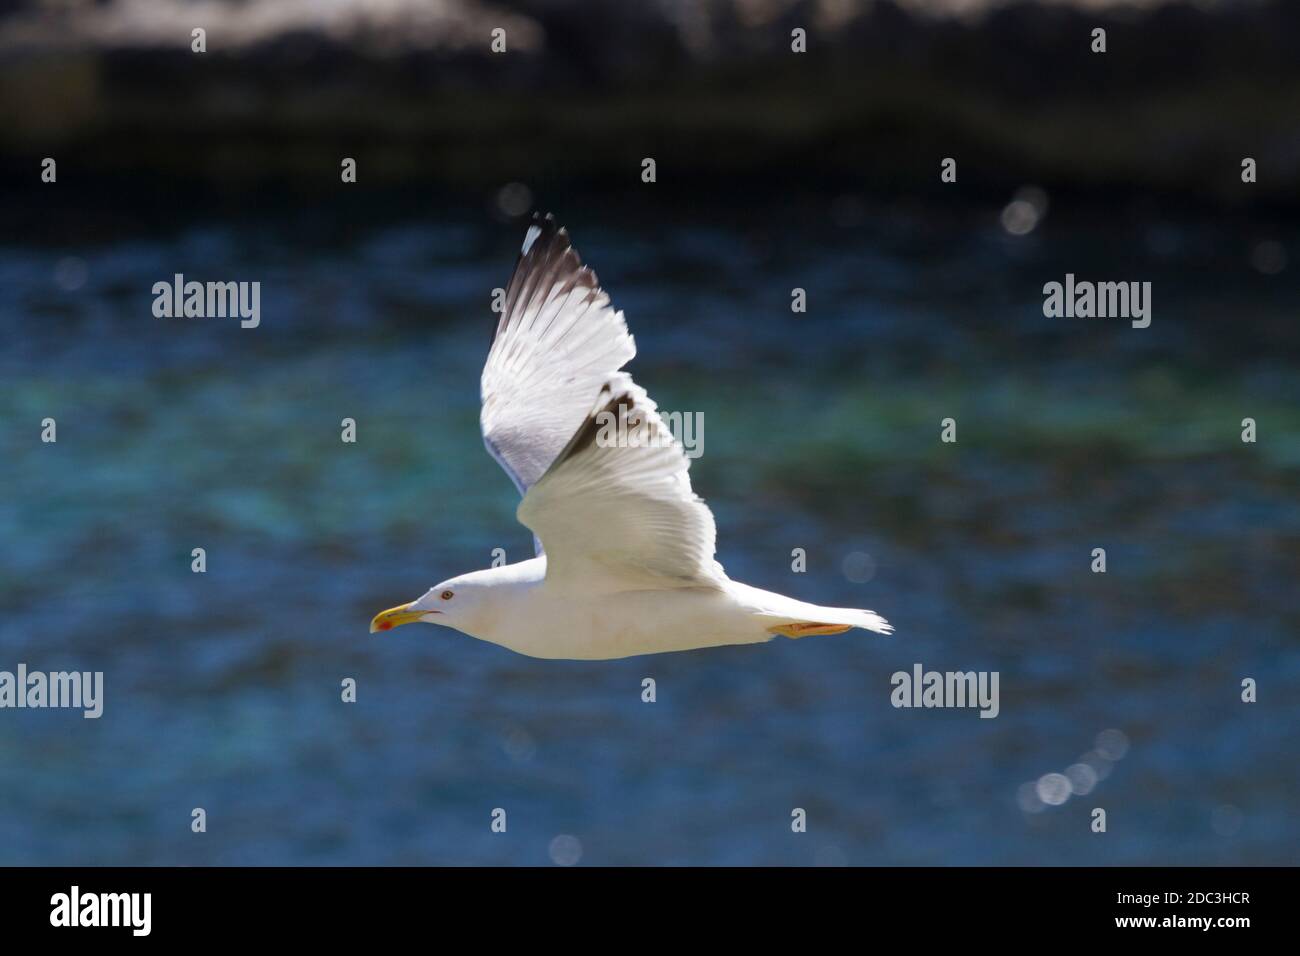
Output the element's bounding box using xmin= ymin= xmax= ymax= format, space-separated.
xmin=2 ymin=204 xmax=1297 ymax=864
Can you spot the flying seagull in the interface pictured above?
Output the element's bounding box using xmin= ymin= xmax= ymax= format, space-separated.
xmin=370 ymin=215 xmax=892 ymax=658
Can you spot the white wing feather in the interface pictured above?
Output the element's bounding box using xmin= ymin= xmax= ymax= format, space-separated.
xmin=480 ymin=215 xmax=635 ymax=499
xmin=517 ymin=380 xmax=725 ymax=591
xmin=480 ymin=215 xmax=723 ymax=589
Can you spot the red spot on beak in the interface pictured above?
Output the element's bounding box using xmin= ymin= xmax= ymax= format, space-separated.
xmin=377 ymin=620 xmax=393 ymax=631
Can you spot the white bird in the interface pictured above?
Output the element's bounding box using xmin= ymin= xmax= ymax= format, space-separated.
xmin=369 ymin=215 xmax=892 ymax=659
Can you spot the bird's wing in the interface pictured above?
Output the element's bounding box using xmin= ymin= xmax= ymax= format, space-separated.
xmin=517 ymin=380 xmax=725 ymax=591
xmin=480 ymin=214 xmax=636 ymax=500
xmin=481 ymin=214 xmax=722 ymax=589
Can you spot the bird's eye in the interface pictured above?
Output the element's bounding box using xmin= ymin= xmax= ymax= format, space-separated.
xmin=440 ymin=590 xmax=454 ymax=601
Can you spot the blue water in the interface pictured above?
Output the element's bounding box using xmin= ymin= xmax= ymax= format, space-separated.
xmin=1 ymin=203 xmax=1297 ymax=864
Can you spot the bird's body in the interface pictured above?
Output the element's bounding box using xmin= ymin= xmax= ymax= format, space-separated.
xmin=370 ymin=214 xmax=892 ymax=658
xmin=423 ymin=557 xmax=889 ymax=660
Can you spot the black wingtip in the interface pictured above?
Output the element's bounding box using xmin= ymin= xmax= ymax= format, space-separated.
xmin=521 ymin=212 xmax=566 ymax=257
xmin=516 ymin=213 xmax=602 ymax=292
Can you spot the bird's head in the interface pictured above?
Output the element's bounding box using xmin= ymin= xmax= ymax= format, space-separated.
xmin=369 ymin=573 xmax=489 ymax=634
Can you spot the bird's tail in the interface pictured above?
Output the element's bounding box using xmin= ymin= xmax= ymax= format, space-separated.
xmin=766 ymin=607 xmax=893 ymax=638
xmin=728 ymin=582 xmax=893 ymax=638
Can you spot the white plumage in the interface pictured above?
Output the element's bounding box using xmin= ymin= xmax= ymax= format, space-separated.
xmin=370 ymin=215 xmax=892 ymax=659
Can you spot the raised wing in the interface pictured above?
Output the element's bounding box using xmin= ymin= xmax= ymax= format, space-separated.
xmin=480 ymin=214 xmax=636 ymax=499
xmin=517 ymin=381 xmax=725 ymax=592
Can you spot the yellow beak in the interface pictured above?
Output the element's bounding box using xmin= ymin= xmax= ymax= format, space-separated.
xmin=369 ymin=602 xmax=428 ymax=633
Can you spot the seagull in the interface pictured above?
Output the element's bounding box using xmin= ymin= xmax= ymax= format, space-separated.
xmin=369 ymin=215 xmax=892 ymax=659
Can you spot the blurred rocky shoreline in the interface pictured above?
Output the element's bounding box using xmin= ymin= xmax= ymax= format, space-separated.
xmin=1 ymin=0 xmax=1297 ymax=211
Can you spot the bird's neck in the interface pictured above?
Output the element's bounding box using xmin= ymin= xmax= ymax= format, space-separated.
xmin=457 ymin=557 xmax=546 ymax=640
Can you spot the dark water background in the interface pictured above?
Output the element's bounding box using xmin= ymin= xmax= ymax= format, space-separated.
xmin=1 ymin=197 xmax=1297 ymax=864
